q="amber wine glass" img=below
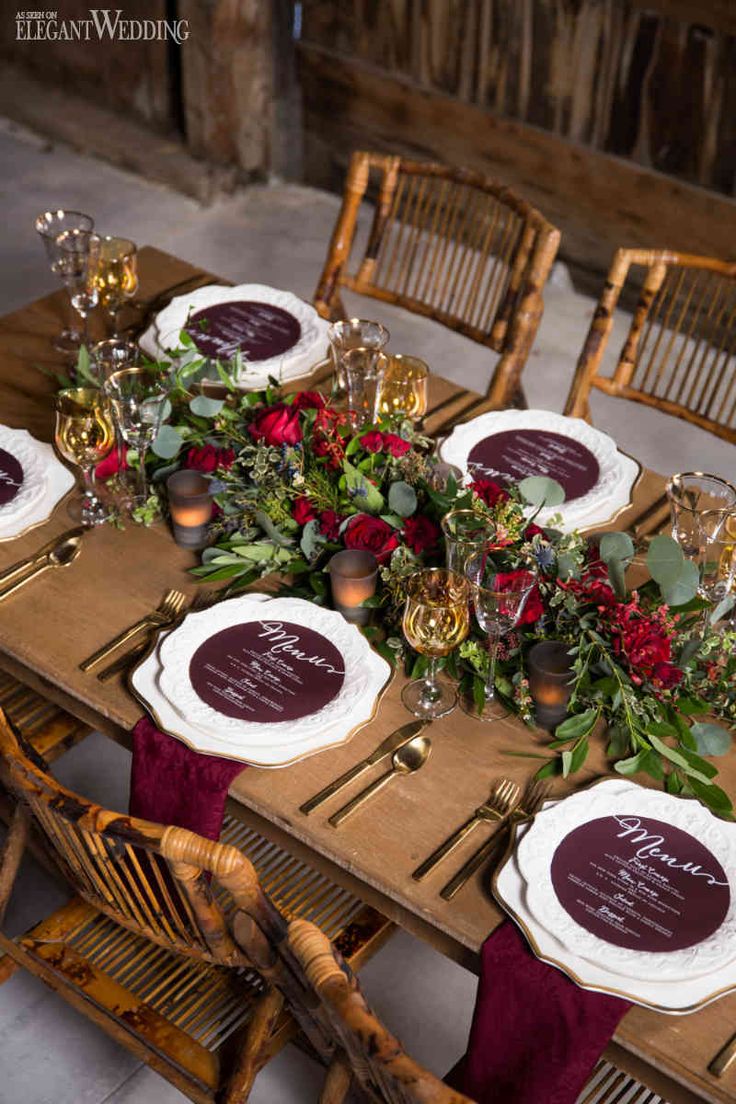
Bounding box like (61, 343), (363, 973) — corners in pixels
(55, 388), (114, 527)
(96, 236), (138, 337)
(402, 568), (470, 719)
(375, 354), (429, 421)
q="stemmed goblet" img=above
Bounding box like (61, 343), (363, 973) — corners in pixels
(54, 387), (115, 527)
(465, 550), (537, 720)
(442, 509), (497, 576)
(666, 472), (736, 559)
(96, 236), (138, 338)
(374, 354), (429, 422)
(104, 367), (169, 510)
(328, 319), (389, 421)
(35, 209), (94, 352)
(55, 229), (101, 351)
(401, 568), (470, 720)
(700, 517), (736, 614)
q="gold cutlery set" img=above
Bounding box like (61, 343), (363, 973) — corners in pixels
(0, 528), (84, 601)
(79, 588), (187, 679)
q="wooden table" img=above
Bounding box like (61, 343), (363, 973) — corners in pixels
(1, 246), (734, 1104)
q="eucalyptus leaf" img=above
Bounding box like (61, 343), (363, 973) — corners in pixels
(300, 518), (325, 562)
(151, 424), (185, 459)
(388, 480), (418, 518)
(556, 552), (578, 581)
(606, 557), (627, 600)
(661, 559), (699, 607)
(189, 394), (224, 418)
(691, 721), (733, 757)
(255, 510), (295, 548)
(647, 535), (684, 587)
(599, 532), (634, 563)
(343, 460), (385, 514)
(519, 475), (565, 508)
(709, 594), (735, 625)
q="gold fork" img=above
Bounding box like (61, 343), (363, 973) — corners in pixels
(79, 589), (187, 672)
(440, 778), (550, 901)
(412, 778), (520, 882)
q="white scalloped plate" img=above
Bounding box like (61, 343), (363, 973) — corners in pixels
(495, 820), (736, 1013)
(138, 283), (330, 389)
(438, 410), (639, 533)
(0, 426), (48, 524)
(0, 432), (74, 542)
(130, 594), (392, 768)
(515, 779), (736, 982)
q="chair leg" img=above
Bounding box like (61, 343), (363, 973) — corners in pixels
(222, 988), (284, 1103)
(0, 803), (29, 925)
(0, 954), (19, 986)
(319, 1054), (352, 1104)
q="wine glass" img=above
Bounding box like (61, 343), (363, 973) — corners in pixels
(401, 568), (470, 719)
(700, 517), (736, 613)
(35, 209), (94, 353)
(104, 367), (169, 509)
(666, 472), (736, 559)
(442, 509), (497, 575)
(328, 319), (389, 418)
(96, 236), (138, 337)
(374, 354), (429, 422)
(55, 387), (114, 527)
(55, 229), (101, 350)
(465, 550), (537, 721)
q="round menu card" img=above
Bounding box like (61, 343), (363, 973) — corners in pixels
(467, 429), (600, 502)
(550, 814), (730, 953)
(0, 447), (24, 507)
(188, 619), (345, 724)
(186, 301), (301, 361)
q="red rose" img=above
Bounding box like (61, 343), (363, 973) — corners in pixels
(382, 433), (411, 458)
(471, 479), (509, 507)
(652, 662), (683, 690)
(495, 570), (544, 626)
(319, 510), (343, 540)
(619, 621), (671, 677)
(403, 515), (441, 555)
(292, 391), (325, 411)
(96, 444), (127, 480)
(184, 445), (236, 473)
(524, 522), (545, 539)
(248, 403), (302, 447)
(359, 431), (385, 454)
(344, 514), (399, 564)
(292, 496), (317, 525)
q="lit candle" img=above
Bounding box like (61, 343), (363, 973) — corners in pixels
(328, 549), (379, 625)
(527, 641), (574, 730)
(166, 470), (213, 549)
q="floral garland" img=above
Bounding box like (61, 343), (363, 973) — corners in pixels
(87, 344), (735, 816)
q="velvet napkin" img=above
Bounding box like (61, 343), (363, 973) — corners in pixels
(451, 921), (632, 1104)
(129, 716), (245, 840)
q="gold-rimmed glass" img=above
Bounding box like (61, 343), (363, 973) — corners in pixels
(401, 568), (470, 719)
(442, 509), (497, 575)
(328, 319), (389, 418)
(104, 367), (169, 509)
(666, 472), (736, 559)
(701, 517), (736, 611)
(54, 387), (114, 527)
(96, 236), (138, 337)
(374, 354), (429, 421)
(35, 209), (95, 353)
(55, 229), (101, 349)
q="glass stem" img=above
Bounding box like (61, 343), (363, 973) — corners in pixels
(79, 309), (89, 349)
(422, 657), (440, 706)
(485, 633), (499, 702)
(136, 445), (148, 503)
(82, 464), (97, 504)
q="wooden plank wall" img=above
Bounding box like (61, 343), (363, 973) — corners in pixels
(297, 0), (736, 280)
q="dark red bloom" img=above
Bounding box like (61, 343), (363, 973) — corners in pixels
(471, 479), (509, 508)
(292, 496), (317, 526)
(319, 509), (343, 540)
(292, 391), (325, 411)
(403, 514), (441, 555)
(313, 433), (344, 470)
(495, 570), (544, 626)
(96, 444), (127, 480)
(382, 433), (411, 458)
(344, 514), (399, 564)
(359, 431), (385, 454)
(617, 619), (672, 677)
(184, 444), (235, 473)
(652, 662), (684, 690)
(524, 522), (545, 539)
(248, 403), (302, 447)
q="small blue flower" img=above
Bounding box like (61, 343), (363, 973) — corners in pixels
(535, 544), (555, 568)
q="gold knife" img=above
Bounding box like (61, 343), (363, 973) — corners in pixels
(710, 1031), (736, 1078)
(299, 720), (428, 815)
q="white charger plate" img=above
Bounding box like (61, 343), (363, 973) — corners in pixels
(495, 819), (736, 1014)
(139, 283), (330, 389)
(130, 595), (392, 768)
(439, 410), (640, 533)
(0, 432), (74, 542)
(515, 779), (736, 983)
(0, 426), (48, 525)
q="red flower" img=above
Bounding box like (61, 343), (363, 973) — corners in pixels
(403, 515), (441, 555)
(292, 391), (325, 411)
(524, 522), (545, 539)
(344, 514), (399, 564)
(652, 662), (684, 690)
(313, 433), (344, 470)
(292, 496), (317, 525)
(471, 479), (509, 507)
(562, 575), (616, 610)
(319, 510), (343, 540)
(359, 431), (385, 454)
(248, 403), (302, 447)
(382, 433), (411, 458)
(618, 620), (672, 678)
(96, 444), (127, 480)
(184, 444), (235, 473)
(495, 570), (544, 626)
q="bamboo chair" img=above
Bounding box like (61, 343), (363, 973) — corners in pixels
(314, 151), (560, 409)
(564, 249), (736, 445)
(0, 709), (393, 1103)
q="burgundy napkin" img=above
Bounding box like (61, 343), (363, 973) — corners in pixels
(452, 922), (632, 1104)
(129, 716), (245, 840)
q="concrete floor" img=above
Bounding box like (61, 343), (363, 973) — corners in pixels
(0, 116), (734, 1103)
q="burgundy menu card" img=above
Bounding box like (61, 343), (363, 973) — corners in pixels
(186, 301), (301, 361)
(550, 815), (730, 953)
(0, 447), (24, 507)
(188, 619), (345, 723)
(468, 429), (600, 502)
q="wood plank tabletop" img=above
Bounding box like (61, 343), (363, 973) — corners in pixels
(1, 246), (734, 1103)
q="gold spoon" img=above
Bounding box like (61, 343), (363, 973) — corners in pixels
(0, 532), (83, 601)
(329, 735), (432, 827)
